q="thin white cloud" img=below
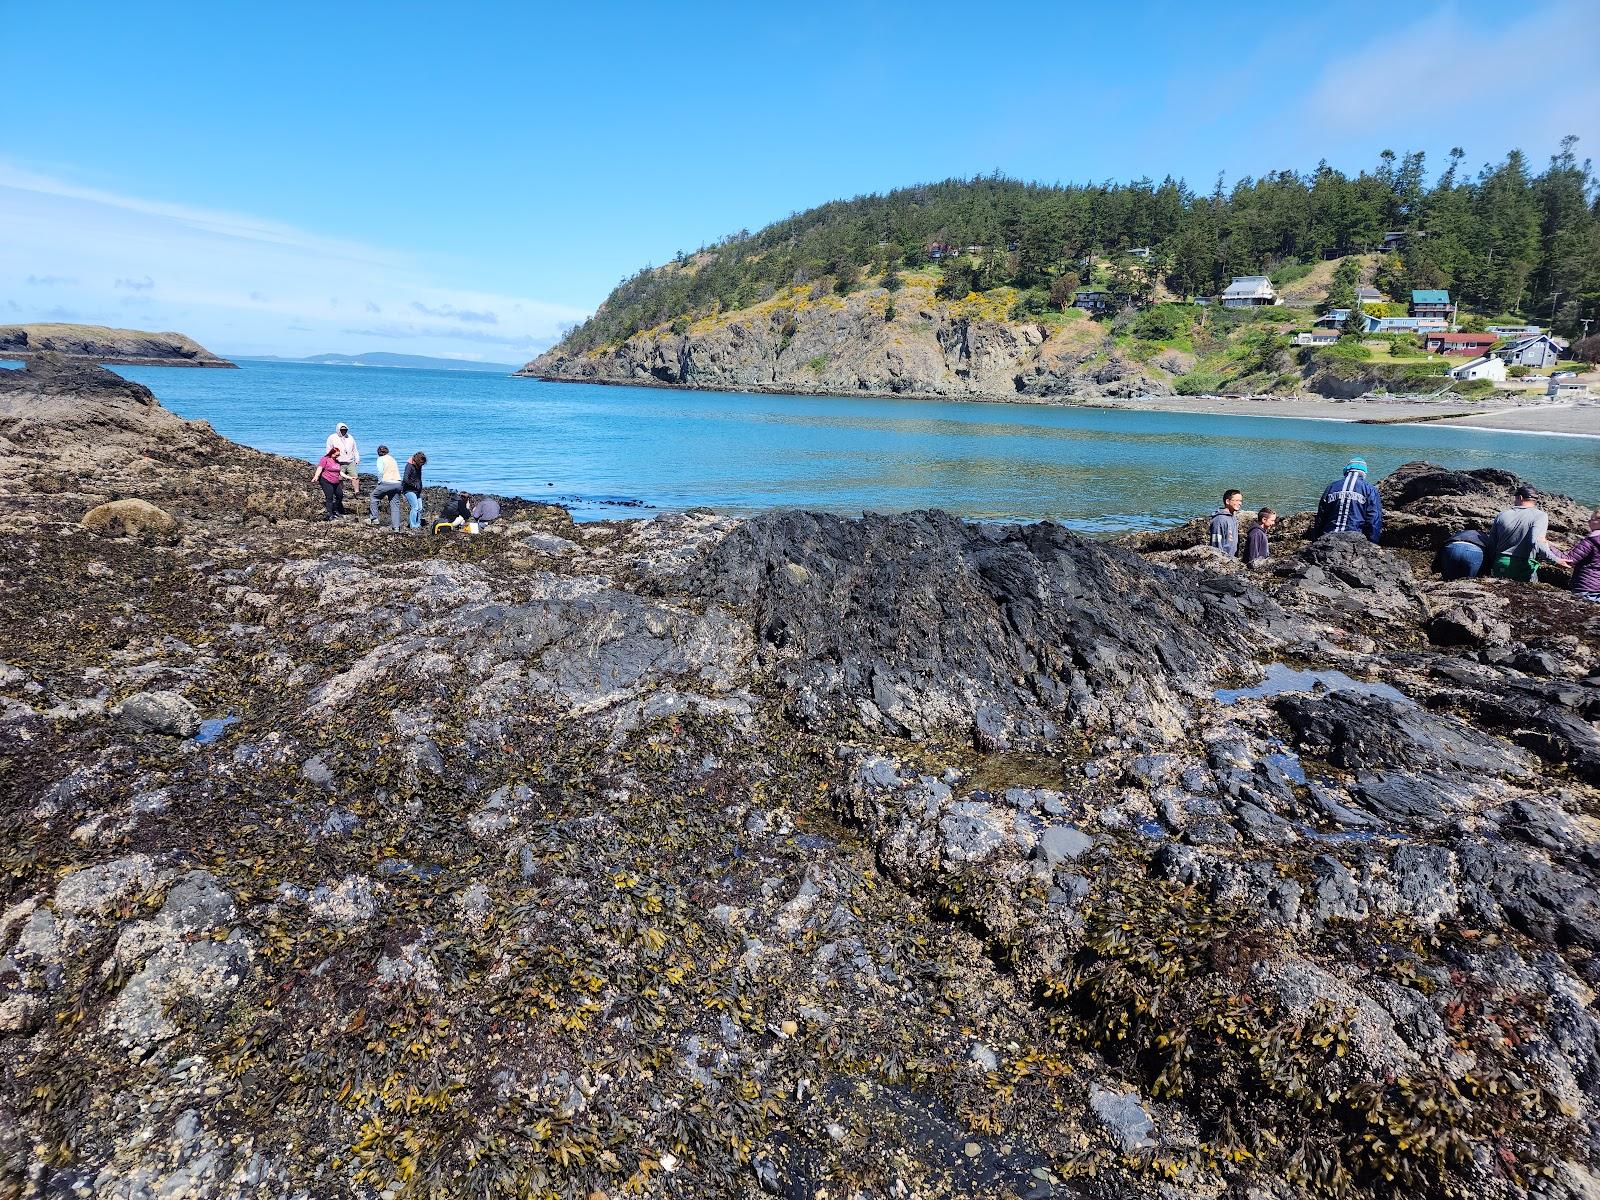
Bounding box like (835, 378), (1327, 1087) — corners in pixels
(0, 163), (393, 266)
(410, 301), (498, 324)
(1302, 1), (1600, 151)
(26, 273), (75, 286)
(0, 163), (587, 359)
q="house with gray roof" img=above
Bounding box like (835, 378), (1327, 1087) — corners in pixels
(1220, 276), (1278, 308)
(1493, 332), (1566, 370)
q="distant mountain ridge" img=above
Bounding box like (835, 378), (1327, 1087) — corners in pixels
(244, 352), (516, 373)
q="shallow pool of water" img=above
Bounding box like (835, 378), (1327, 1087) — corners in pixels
(1215, 663), (1412, 706)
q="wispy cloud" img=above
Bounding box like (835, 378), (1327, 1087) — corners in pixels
(410, 301), (498, 324)
(1301, 0), (1600, 153)
(0, 163), (587, 359)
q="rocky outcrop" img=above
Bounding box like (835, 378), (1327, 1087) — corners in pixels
(521, 280), (1169, 401)
(0, 323), (236, 367)
(4, 366), (1600, 1200)
(1378, 460), (1595, 548)
(687, 509), (1291, 746)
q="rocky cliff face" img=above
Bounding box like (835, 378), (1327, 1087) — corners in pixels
(522, 278), (1169, 401)
(0, 322), (236, 367)
(4, 358), (1600, 1200)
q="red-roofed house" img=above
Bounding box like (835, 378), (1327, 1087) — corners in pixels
(1424, 331), (1498, 356)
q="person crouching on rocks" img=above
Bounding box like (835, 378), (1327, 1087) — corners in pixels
(313, 445), (346, 521)
(1312, 457), (1383, 543)
(433, 491), (473, 535)
(368, 444), (404, 530)
(1557, 509), (1600, 601)
(1242, 507), (1275, 569)
(1433, 530), (1487, 580)
(1208, 489), (1242, 557)
(1485, 485), (1563, 582)
(402, 451), (426, 532)
(469, 495), (501, 533)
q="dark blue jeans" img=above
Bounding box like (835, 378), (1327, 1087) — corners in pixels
(1438, 541), (1483, 580)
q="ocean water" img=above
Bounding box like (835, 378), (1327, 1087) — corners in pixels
(45, 359), (1600, 527)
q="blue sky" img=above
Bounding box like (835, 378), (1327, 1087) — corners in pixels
(4, 0), (1597, 360)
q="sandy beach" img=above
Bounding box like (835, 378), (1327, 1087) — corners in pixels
(1084, 392), (1600, 435)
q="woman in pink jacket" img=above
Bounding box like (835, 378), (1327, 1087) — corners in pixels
(312, 447), (346, 520)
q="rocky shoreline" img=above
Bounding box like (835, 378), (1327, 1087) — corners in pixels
(0, 324), (237, 369)
(4, 353), (1600, 1199)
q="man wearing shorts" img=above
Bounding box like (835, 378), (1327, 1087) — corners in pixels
(326, 422), (360, 496)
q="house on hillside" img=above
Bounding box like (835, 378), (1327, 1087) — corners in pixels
(1494, 333), (1565, 369)
(1488, 324), (1544, 339)
(1221, 276), (1278, 308)
(1295, 329), (1341, 346)
(1363, 315), (1447, 334)
(1126, 247), (1153, 261)
(1449, 355), (1506, 382)
(1072, 289), (1113, 314)
(1410, 290), (1455, 321)
(1424, 331), (1498, 356)
(1354, 286), (1383, 306)
(1381, 230), (1427, 253)
(1316, 308), (1351, 328)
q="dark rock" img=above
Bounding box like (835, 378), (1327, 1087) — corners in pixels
(1275, 690), (1530, 779)
(1270, 533), (1427, 631)
(688, 510), (1279, 745)
(1378, 461), (1592, 550)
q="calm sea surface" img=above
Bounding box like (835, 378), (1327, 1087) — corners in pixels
(67, 360), (1600, 527)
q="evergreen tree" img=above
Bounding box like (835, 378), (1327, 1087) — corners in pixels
(556, 140), (1600, 352)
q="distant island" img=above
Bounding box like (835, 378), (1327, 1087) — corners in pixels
(0, 323), (236, 368)
(243, 352), (518, 373)
(523, 140), (1598, 405)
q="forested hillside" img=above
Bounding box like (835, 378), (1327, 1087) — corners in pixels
(560, 139), (1599, 355)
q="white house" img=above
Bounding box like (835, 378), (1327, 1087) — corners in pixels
(1354, 286), (1383, 306)
(1449, 355), (1506, 382)
(1220, 276), (1278, 308)
(1549, 376), (1592, 399)
(1295, 329), (1340, 346)
(1494, 333), (1565, 369)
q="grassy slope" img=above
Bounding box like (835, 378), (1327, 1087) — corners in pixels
(575, 256), (1510, 400)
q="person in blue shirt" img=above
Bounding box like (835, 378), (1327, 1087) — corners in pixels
(1311, 457), (1383, 543)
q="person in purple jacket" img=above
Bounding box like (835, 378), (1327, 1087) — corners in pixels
(1562, 509), (1600, 601)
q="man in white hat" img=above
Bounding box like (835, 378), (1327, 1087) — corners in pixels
(326, 422), (360, 496)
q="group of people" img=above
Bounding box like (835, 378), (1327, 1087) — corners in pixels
(312, 421), (499, 535)
(1206, 454), (1600, 601)
(1435, 487), (1600, 599)
(1206, 456), (1376, 566)
(1209, 458), (1384, 569)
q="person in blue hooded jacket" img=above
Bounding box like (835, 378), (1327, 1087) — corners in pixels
(1311, 457), (1383, 543)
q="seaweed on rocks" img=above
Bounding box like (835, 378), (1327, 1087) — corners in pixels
(3, 362), (1600, 1200)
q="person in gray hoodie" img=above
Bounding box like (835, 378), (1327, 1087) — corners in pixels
(1208, 489), (1243, 557)
(1485, 485), (1563, 581)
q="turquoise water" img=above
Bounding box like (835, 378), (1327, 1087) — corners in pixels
(63, 360), (1600, 527)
